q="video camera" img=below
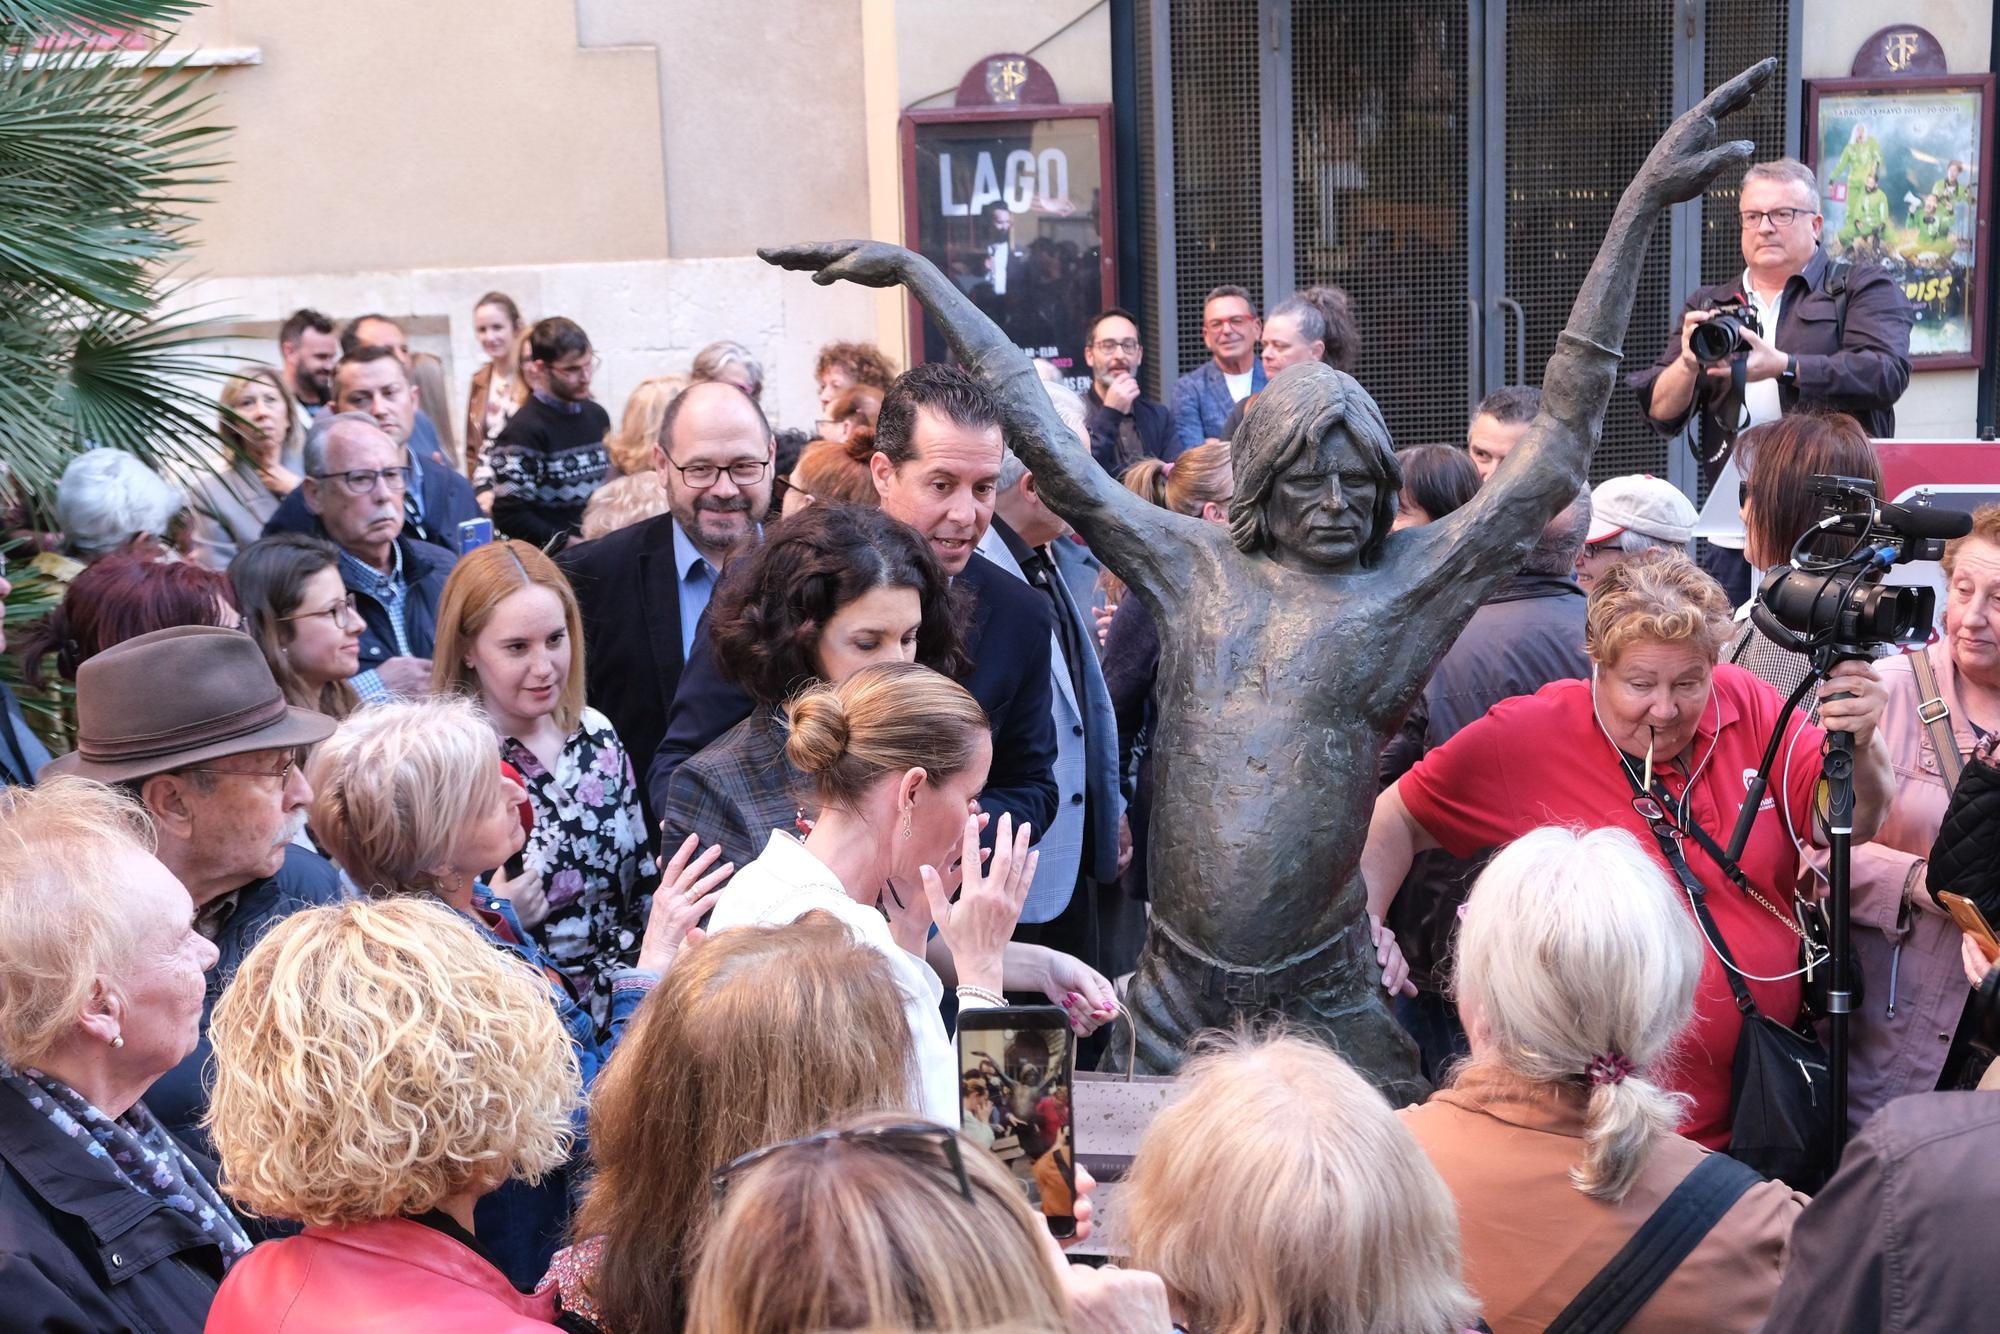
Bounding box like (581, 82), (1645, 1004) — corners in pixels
(1689, 292), (1763, 363)
(1751, 474), (1973, 659)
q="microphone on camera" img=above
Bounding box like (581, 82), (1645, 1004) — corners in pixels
(1877, 501), (1974, 542)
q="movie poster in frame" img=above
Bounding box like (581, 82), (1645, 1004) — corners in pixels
(1806, 74), (1993, 369)
(901, 105), (1116, 396)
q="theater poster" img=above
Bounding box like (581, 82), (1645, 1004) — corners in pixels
(902, 104), (1116, 397)
(1807, 74), (1994, 368)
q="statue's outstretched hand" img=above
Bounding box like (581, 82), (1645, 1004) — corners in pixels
(760, 240), (919, 290)
(1637, 57), (1775, 208)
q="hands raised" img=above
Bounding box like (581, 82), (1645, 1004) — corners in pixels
(921, 810), (1037, 995)
(1638, 59), (1774, 208)
(636, 833), (734, 976)
(760, 240), (927, 291)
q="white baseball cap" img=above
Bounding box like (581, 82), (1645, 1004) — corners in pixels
(1587, 474), (1699, 546)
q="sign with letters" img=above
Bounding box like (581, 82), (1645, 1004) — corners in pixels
(902, 102), (1116, 396)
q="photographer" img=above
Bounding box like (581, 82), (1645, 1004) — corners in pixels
(1630, 159), (1913, 594)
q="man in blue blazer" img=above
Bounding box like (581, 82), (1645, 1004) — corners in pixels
(1170, 285), (1266, 451)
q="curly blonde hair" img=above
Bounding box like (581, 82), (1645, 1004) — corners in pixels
(0, 777), (158, 1066)
(205, 896), (579, 1227)
(1583, 548), (1734, 668)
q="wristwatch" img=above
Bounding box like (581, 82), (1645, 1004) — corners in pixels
(1778, 354), (1799, 387)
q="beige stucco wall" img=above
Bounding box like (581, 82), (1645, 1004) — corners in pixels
(575, 0), (872, 259)
(179, 0), (667, 276)
(1802, 2), (1994, 437)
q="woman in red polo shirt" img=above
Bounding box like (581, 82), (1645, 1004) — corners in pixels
(1361, 550), (1892, 1148)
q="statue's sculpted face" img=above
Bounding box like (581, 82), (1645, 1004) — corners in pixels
(1266, 424), (1380, 573)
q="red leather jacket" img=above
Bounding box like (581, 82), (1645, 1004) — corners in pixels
(204, 1216), (558, 1332)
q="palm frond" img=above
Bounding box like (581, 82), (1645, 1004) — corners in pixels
(0, 1), (200, 37)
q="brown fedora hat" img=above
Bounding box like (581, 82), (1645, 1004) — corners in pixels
(42, 625), (338, 784)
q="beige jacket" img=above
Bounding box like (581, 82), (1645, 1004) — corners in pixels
(1400, 1066), (1803, 1334)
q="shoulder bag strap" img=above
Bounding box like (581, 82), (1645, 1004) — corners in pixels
(1910, 649), (1965, 793)
(1543, 1152), (1766, 1334)
(1619, 761), (1761, 1016)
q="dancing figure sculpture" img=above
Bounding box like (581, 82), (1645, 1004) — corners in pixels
(765, 60), (1774, 1095)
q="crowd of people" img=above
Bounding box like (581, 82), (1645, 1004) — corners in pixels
(0, 150), (1997, 1333)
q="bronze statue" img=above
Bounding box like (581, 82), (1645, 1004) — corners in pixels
(765, 60), (1774, 1097)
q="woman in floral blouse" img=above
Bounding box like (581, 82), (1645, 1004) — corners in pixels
(432, 539), (659, 1026)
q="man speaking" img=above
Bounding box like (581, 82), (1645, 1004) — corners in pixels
(1630, 158), (1913, 595)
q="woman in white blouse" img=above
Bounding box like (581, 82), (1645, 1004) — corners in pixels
(705, 660), (1036, 1123)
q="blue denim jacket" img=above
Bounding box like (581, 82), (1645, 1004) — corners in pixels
(468, 889), (655, 1093)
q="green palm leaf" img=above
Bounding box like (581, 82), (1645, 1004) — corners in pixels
(0, 4), (235, 513)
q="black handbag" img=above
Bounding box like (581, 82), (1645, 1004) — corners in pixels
(1623, 769), (1839, 1193)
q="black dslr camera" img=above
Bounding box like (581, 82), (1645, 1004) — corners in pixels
(1689, 292), (1763, 363)
(1752, 474), (1971, 659)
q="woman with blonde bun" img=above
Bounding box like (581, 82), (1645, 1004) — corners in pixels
(703, 660), (1037, 1123)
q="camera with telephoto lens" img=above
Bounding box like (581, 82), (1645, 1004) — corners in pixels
(1751, 474), (1972, 659)
(1688, 293), (1763, 363)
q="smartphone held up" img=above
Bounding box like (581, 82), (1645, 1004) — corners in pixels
(957, 1005), (1076, 1239)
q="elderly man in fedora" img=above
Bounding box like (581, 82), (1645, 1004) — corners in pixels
(42, 625), (348, 1150)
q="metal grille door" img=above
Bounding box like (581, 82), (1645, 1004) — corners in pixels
(1502, 0), (1677, 485)
(1161, 0), (1263, 393)
(1292, 3), (1471, 447)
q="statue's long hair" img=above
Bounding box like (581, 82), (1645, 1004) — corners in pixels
(1229, 363), (1402, 568)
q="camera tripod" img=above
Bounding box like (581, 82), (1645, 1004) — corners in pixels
(1724, 644), (1857, 1157)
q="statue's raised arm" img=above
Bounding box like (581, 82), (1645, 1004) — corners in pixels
(759, 241), (1213, 607)
(1378, 58), (1775, 693)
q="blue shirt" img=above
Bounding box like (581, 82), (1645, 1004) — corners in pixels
(671, 519), (717, 663)
(340, 541), (411, 702)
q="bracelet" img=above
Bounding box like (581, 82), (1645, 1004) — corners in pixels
(957, 984), (1006, 1009)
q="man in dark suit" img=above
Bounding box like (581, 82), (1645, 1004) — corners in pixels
(648, 364), (1059, 844)
(559, 381), (776, 823)
(263, 347), (481, 552)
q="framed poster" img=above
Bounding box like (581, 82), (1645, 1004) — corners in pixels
(901, 105), (1116, 396)
(1806, 74), (1994, 369)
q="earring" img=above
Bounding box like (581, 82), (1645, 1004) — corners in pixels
(109, 1035), (124, 1050)
(902, 808), (913, 838)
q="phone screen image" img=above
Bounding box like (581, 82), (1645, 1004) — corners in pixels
(957, 1006), (1075, 1238)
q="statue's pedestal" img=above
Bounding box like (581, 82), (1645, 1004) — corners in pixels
(1069, 1071), (1182, 1259)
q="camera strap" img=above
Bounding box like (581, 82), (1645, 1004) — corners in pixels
(1909, 648), (1965, 793)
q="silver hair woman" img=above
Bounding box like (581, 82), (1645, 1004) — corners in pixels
(1400, 826), (1805, 1333)
(55, 448), (186, 564)
(690, 339), (765, 403)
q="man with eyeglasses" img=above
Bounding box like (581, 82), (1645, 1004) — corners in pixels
(298, 413), (459, 701)
(1170, 285), (1266, 452)
(1631, 157), (1913, 597)
(488, 316), (613, 548)
(43, 625), (346, 1150)
(559, 380), (775, 821)
(1081, 307), (1176, 474)
(263, 345), (482, 551)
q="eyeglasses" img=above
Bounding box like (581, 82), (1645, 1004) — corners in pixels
(813, 418), (840, 436)
(1091, 338), (1141, 354)
(180, 751), (300, 787)
(710, 1123), (972, 1209)
(1739, 208), (1810, 229)
(545, 354), (602, 379)
(661, 454), (770, 489)
(1203, 315), (1256, 333)
(1738, 482), (1754, 508)
(281, 593), (362, 628)
(311, 466), (410, 496)
(770, 474), (810, 510)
